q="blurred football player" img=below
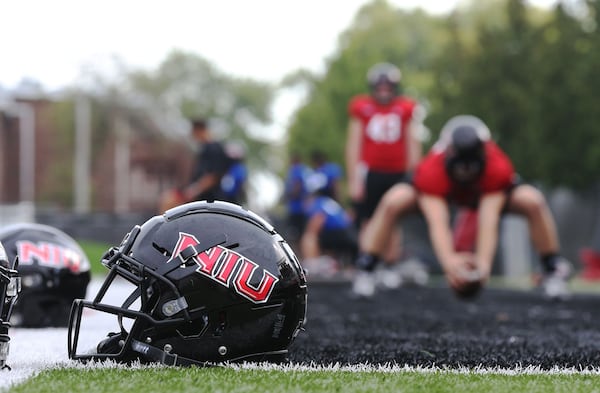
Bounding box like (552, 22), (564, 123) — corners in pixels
(158, 118), (232, 212)
(282, 152), (312, 250)
(310, 149), (343, 202)
(354, 115), (571, 300)
(0, 241), (20, 369)
(300, 173), (358, 279)
(345, 62), (425, 289)
(0, 223), (91, 327)
(220, 140), (248, 206)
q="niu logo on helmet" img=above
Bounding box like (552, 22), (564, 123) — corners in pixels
(16, 241), (85, 273)
(170, 232), (279, 304)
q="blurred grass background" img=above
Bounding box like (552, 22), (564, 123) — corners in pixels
(78, 239), (111, 276)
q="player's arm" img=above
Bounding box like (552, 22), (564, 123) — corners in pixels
(475, 191), (507, 280)
(406, 105), (426, 170)
(183, 145), (229, 201)
(419, 194), (455, 264)
(406, 124), (422, 171)
(345, 117), (364, 201)
(419, 193), (473, 289)
(183, 173), (221, 201)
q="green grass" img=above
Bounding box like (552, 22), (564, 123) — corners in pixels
(9, 367), (600, 393)
(77, 239), (111, 276)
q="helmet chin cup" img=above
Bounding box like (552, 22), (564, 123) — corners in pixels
(97, 332), (127, 355)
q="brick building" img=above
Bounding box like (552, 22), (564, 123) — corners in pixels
(0, 95), (193, 214)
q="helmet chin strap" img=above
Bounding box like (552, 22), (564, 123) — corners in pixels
(130, 339), (289, 367)
(130, 339), (214, 367)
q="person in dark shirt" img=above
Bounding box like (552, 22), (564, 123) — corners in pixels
(158, 118), (232, 212)
(182, 118), (232, 202)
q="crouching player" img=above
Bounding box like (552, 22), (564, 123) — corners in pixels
(353, 115), (571, 299)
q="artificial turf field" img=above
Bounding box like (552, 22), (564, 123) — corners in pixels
(289, 281), (600, 368)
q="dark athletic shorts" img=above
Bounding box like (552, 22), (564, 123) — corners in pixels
(354, 170), (410, 226)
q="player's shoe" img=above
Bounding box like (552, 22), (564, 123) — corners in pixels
(352, 270), (376, 298)
(301, 256), (339, 281)
(375, 265), (402, 290)
(396, 258), (429, 287)
(541, 258), (572, 300)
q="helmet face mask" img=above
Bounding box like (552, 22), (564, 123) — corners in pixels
(446, 158), (484, 184)
(68, 201), (307, 366)
(444, 123), (487, 184)
(0, 241), (21, 370)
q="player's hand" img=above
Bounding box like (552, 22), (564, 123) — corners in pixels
(443, 253), (483, 299)
(158, 188), (186, 213)
(348, 179), (364, 202)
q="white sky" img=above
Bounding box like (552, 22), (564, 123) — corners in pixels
(0, 0), (558, 91)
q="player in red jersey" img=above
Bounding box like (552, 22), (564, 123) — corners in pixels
(353, 115), (571, 299)
(346, 63), (426, 293)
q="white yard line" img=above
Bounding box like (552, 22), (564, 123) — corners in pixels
(229, 362), (600, 375)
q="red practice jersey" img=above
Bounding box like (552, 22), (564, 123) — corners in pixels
(348, 94), (417, 172)
(413, 141), (516, 208)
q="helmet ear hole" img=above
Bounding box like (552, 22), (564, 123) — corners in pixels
(213, 311), (227, 337)
(174, 313), (210, 339)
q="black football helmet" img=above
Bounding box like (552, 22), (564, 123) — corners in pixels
(0, 223), (91, 327)
(68, 201), (307, 366)
(0, 241), (20, 369)
(367, 62), (401, 104)
(435, 115), (491, 150)
(438, 115), (491, 184)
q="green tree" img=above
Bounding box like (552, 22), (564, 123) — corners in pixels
(428, 0), (600, 190)
(125, 50), (277, 172)
(529, 1), (600, 189)
(468, 0), (538, 179)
